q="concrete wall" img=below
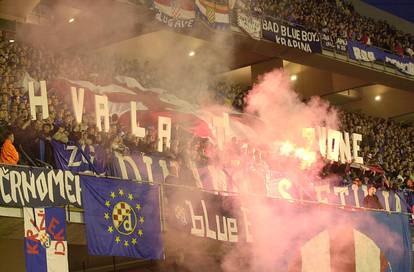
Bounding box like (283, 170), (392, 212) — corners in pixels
(0, 239), (25, 272)
(283, 61), (368, 98)
(0, 239), (145, 272)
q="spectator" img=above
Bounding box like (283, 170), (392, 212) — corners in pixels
(0, 131), (19, 165)
(361, 33), (371, 46)
(53, 125), (69, 144)
(406, 45), (414, 58)
(36, 123), (55, 166)
(363, 185), (383, 210)
(404, 178), (414, 190)
(394, 42), (404, 56)
(111, 133), (129, 155)
(352, 177), (362, 187)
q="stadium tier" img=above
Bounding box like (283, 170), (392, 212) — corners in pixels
(0, 0), (413, 271)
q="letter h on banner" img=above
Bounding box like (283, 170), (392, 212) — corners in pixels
(29, 81), (49, 120)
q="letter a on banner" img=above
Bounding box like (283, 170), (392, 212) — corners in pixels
(24, 207), (69, 272)
(95, 95), (110, 132)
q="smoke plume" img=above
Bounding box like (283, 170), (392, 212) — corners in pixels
(213, 71), (402, 272)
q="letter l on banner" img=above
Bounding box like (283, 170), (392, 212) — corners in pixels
(24, 207), (69, 272)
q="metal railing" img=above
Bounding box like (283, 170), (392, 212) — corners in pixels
(0, 162), (412, 216)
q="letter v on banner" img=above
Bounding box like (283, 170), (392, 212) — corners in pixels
(71, 87), (84, 124)
(24, 207), (69, 272)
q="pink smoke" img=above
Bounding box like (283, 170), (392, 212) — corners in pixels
(215, 70), (339, 191)
(204, 70), (402, 271)
(205, 70), (339, 194)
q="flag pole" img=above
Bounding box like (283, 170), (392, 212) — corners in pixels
(159, 183), (166, 233)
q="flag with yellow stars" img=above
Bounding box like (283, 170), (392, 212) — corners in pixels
(81, 176), (163, 259)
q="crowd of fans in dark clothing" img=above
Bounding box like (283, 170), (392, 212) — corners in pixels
(340, 111), (414, 179)
(0, 27), (413, 181)
(0, 30), (210, 170)
(212, 81), (248, 111)
(243, 0), (414, 57)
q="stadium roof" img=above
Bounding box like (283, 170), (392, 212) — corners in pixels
(362, 0), (414, 23)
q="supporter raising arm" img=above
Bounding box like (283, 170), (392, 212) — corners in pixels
(0, 131), (19, 165)
(363, 184), (384, 210)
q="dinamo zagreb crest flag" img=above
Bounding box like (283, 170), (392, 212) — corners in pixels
(81, 176), (163, 259)
(24, 207), (69, 272)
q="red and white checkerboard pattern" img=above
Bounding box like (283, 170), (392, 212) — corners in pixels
(39, 232), (50, 247)
(112, 202), (132, 228)
(171, 1), (182, 19)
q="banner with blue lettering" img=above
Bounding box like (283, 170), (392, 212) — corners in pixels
(165, 185), (412, 271)
(52, 140), (107, 174)
(347, 40), (414, 76)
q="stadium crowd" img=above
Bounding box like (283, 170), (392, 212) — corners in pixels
(247, 0), (414, 57)
(212, 81), (248, 111)
(0, 29), (413, 183)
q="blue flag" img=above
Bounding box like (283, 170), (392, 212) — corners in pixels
(81, 176), (163, 259)
(52, 140), (107, 175)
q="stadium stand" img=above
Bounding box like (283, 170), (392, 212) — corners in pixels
(247, 0), (414, 57)
(1, 0), (414, 271)
(0, 28), (413, 194)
